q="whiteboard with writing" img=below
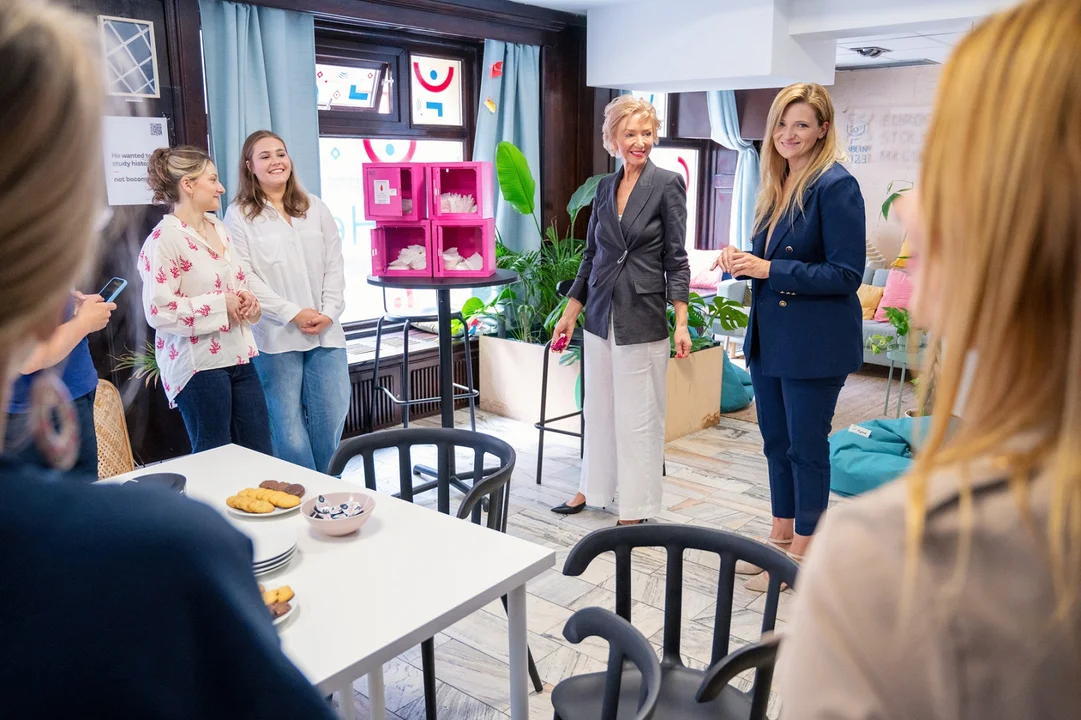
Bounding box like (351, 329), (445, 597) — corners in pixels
(843, 106), (932, 166)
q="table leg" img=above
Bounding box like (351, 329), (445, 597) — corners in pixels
(884, 359), (895, 415)
(436, 289), (455, 514)
(897, 364), (907, 419)
(368, 665), (387, 720)
(507, 584), (529, 720)
(335, 677), (355, 720)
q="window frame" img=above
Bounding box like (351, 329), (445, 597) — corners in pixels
(652, 137), (711, 250)
(314, 23), (481, 334)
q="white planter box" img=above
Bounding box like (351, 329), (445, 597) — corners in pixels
(480, 335), (725, 442)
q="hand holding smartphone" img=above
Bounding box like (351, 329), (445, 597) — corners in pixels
(98, 277), (127, 303)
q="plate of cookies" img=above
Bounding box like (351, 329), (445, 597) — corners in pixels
(226, 481), (307, 517)
(260, 583), (297, 626)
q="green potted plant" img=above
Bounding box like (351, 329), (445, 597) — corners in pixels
(113, 340), (160, 387)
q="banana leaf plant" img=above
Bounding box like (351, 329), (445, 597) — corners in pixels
(666, 292), (749, 359)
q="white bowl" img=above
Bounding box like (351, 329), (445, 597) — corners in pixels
(302, 492), (375, 537)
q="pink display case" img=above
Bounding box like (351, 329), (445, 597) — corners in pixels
(427, 162), (494, 220)
(362, 163), (427, 221)
(371, 222), (433, 278)
(433, 218), (496, 278)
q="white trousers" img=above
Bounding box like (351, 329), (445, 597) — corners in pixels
(579, 320), (669, 521)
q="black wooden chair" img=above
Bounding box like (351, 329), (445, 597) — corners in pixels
(553, 607), (663, 720)
(553, 524), (797, 719)
(326, 427), (542, 719)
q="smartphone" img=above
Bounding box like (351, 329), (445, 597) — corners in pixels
(98, 277), (127, 303)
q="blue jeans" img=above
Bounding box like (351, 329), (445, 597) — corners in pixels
(252, 347), (350, 473)
(175, 364), (272, 455)
(5, 390), (98, 481)
(749, 363), (846, 536)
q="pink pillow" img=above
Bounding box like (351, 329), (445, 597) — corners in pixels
(873, 269), (913, 322)
(686, 249), (721, 290)
(690, 267), (721, 290)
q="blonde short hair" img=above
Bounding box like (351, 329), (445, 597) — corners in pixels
(0, 1), (103, 347)
(601, 95), (661, 157)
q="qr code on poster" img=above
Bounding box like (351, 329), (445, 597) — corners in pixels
(150, 122), (163, 136)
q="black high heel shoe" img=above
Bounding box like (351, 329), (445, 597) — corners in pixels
(551, 499), (586, 515)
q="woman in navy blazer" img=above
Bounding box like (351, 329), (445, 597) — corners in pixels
(715, 83), (865, 586)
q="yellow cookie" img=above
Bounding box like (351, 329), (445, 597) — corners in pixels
(261, 585), (295, 605)
(226, 495), (274, 514)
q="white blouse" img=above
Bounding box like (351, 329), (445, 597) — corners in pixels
(138, 214), (259, 407)
(223, 194), (346, 355)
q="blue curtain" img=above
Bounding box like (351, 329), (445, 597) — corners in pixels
(199, 1), (320, 205)
(706, 91), (760, 251)
(472, 40), (541, 253)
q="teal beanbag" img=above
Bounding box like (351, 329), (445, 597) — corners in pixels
(720, 353), (754, 412)
(829, 418), (919, 497)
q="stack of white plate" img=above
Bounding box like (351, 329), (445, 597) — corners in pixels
(249, 526), (298, 577)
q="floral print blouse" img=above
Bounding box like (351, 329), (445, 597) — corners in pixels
(138, 214), (258, 407)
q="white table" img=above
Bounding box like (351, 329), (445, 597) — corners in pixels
(116, 445), (555, 719)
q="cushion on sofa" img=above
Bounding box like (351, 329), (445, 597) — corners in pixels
(892, 237), (912, 268)
(857, 284), (885, 320)
(873, 269), (913, 322)
(687, 250), (721, 290)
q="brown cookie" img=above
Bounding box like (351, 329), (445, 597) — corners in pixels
(268, 601), (292, 618)
(259, 480), (288, 492)
(283, 483), (305, 498)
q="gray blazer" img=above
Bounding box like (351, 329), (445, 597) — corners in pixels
(567, 160), (690, 346)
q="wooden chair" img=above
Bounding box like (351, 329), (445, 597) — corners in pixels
(93, 378), (134, 479)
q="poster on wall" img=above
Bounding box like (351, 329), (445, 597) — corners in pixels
(843, 106), (932, 166)
(99, 15), (160, 99)
(102, 116), (169, 206)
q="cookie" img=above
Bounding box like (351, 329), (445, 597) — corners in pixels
(238, 487), (301, 509)
(261, 585), (295, 605)
(259, 480), (289, 493)
(268, 601), (291, 618)
(283, 483), (305, 498)
(226, 495), (274, 514)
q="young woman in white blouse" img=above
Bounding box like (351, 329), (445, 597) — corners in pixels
(224, 130), (348, 473)
(140, 146), (272, 454)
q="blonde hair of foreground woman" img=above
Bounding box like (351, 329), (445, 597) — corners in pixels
(0, 1), (102, 382)
(909, 0), (1081, 613)
(754, 82), (844, 234)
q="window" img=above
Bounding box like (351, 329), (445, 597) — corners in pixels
(650, 145), (700, 249)
(315, 27), (478, 327)
(320, 137), (464, 325)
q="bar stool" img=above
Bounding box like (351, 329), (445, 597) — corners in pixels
(535, 280), (584, 485)
(367, 290), (478, 434)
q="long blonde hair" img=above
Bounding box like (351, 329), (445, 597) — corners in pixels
(907, 0), (1081, 612)
(753, 83), (843, 234)
(0, 1), (102, 360)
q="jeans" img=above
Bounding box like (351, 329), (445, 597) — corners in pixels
(175, 364), (272, 455)
(252, 347), (350, 473)
(4, 390), (98, 481)
(749, 363), (846, 536)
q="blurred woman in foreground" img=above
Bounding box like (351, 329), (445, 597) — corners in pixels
(778, 1), (1081, 717)
(0, 2), (334, 715)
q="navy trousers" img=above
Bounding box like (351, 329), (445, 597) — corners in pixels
(749, 363), (845, 536)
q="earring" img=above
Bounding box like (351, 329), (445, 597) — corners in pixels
(29, 371), (78, 471)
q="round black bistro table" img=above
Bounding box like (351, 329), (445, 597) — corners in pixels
(366, 269), (518, 513)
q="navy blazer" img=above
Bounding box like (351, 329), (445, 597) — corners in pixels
(567, 160), (690, 345)
(743, 163), (866, 378)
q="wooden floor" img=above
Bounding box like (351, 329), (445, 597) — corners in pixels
(331, 365), (899, 719)
(724, 363), (912, 431)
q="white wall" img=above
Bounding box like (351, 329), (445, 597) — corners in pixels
(828, 64), (941, 262)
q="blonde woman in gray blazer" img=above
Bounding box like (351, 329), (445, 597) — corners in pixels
(550, 95), (691, 525)
(778, 3), (1081, 717)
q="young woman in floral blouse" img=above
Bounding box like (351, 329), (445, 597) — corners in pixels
(139, 146), (272, 454)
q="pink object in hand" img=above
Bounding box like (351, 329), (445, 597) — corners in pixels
(552, 335), (569, 352)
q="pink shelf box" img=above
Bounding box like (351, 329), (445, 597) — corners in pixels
(433, 218), (496, 278)
(362, 163), (427, 221)
(371, 222), (433, 278)
(428, 162), (494, 220)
